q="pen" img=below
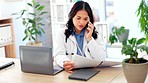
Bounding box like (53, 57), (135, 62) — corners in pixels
(97, 61), (103, 67)
(0, 61), (15, 70)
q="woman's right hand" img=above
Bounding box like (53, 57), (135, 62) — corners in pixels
(63, 61), (75, 73)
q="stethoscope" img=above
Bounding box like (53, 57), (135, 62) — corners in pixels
(65, 37), (87, 57)
(65, 38), (104, 67)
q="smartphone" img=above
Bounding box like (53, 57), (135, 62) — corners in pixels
(84, 22), (89, 29)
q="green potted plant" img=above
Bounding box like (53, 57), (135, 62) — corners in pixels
(117, 1), (148, 82)
(121, 37), (148, 83)
(109, 27), (148, 83)
(109, 26), (129, 44)
(12, 0), (47, 46)
(136, 0), (148, 43)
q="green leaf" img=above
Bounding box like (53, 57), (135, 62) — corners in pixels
(38, 30), (42, 36)
(122, 41), (127, 45)
(121, 45), (133, 55)
(31, 35), (36, 41)
(28, 18), (34, 23)
(40, 11), (47, 15)
(36, 17), (42, 22)
(27, 3), (33, 7)
(22, 36), (28, 41)
(136, 38), (146, 45)
(37, 23), (45, 26)
(21, 10), (27, 15)
(29, 13), (35, 16)
(138, 45), (148, 54)
(37, 6), (44, 11)
(11, 12), (19, 15)
(35, 4), (40, 8)
(109, 34), (118, 44)
(24, 29), (28, 35)
(40, 28), (45, 33)
(128, 38), (136, 45)
(22, 19), (26, 25)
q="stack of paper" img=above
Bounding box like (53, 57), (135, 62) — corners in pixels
(72, 55), (122, 68)
(0, 25), (12, 44)
(72, 55), (102, 68)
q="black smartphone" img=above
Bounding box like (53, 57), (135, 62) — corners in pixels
(84, 22), (89, 29)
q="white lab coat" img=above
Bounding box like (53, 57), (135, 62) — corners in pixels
(54, 28), (106, 67)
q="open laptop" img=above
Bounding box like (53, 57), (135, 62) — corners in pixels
(19, 45), (63, 75)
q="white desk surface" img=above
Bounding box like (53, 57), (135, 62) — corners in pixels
(0, 58), (148, 83)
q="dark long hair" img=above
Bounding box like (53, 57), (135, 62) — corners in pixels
(65, 1), (98, 42)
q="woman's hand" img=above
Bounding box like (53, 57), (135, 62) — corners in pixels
(63, 61), (75, 73)
(85, 22), (94, 42)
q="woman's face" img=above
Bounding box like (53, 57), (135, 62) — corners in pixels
(72, 10), (90, 34)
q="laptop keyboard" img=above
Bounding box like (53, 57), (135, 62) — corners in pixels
(54, 69), (60, 73)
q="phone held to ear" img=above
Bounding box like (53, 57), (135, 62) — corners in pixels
(84, 22), (89, 29)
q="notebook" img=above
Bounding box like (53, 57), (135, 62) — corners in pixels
(68, 68), (100, 81)
(19, 45), (63, 75)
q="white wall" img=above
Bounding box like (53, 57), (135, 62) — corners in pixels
(113, 0), (144, 39)
(84, 0), (106, 21)
(0, 1), (29, 58)
(83, 0), (144, 39)
(0, 47), (5, 57)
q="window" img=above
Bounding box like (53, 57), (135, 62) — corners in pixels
(105, 0), (143, 59)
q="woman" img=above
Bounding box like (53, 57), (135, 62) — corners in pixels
(54, 1), (106, 73)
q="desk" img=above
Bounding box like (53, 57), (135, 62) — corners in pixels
(0, 58), (148, 83)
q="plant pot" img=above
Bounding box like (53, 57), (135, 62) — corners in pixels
(122, 59), (148, 83)
(26, 41), (43, 46)
(117, 29), (129, 42)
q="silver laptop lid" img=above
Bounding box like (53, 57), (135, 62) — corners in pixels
(19, 46), (55, 75)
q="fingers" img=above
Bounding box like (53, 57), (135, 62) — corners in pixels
(87, 22), (94, 31)
(86, 22), (94, 41)
(63, 61), (75, 73)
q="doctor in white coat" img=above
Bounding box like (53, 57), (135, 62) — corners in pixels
(54, 1), (106, 73)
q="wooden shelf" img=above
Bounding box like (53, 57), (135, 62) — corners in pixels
(0, 42), (14, 47)
(0, 23), (13, 27)
(0, 18), (16, 58)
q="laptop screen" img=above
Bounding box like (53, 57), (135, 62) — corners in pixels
(19, 46), (55, 74)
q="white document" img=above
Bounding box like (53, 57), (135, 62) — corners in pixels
(72, 55), (122, 68)
(100, 58), (121, 67)
(5, 26), (12, 43)
(0, 25), (12, 44)
(72, 55), (102, 68)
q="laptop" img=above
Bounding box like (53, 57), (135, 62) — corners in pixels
(19, 45), (63, 75)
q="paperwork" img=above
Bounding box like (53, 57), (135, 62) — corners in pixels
(72, 55), (122, 68)
(72, 55), (102, 68)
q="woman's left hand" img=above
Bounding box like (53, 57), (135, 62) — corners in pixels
(63, 61), (75, 73)
(85, 22), (94, 41)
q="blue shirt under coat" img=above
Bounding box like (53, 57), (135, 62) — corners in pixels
(73, 28), (86, 56)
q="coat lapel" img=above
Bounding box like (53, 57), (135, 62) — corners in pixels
(69, 35), (77, 44)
